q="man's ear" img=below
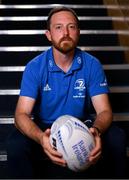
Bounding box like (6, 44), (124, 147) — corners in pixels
(45, 30), (52, 42)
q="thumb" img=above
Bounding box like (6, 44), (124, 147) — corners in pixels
(44, 128), (51, 136)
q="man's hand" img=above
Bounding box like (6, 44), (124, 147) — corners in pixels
(88, 127), (102, 165)
(40, 128), (67, 167)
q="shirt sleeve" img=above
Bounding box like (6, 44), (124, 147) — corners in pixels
(89, 59), (109, 97)
(20, 61), (40, 99)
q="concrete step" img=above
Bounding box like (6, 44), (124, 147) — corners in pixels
(0, 34), (121, 47)
(0, 18), (114, 30)
(0, 6), (109, 17)
(0, 65), (129, 89)
(0, 48), (128, 66)
(1, 0), (104, 5)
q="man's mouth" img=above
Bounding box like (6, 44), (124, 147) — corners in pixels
(61, 37), (72, 42)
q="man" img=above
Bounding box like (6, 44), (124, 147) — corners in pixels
(6, 7), (126, 178)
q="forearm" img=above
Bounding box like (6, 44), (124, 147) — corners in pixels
(93, 110), (113, 134)
(15, 113), (44, 145)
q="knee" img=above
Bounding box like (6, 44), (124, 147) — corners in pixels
(103, 125), (126, 153)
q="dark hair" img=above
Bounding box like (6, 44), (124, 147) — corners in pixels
(47, 7), (79, 30)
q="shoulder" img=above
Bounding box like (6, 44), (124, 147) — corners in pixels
(77, 48), (101, 65)
(77, 48), (102, 70)
(27, 49), (50, 68)
(22, 48), (51, 82)
(24, 48), (51, 74)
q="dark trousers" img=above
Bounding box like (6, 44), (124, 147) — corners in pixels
(6, 123), (127, 179)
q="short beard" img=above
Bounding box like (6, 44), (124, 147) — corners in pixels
(52, 37), (78, 54)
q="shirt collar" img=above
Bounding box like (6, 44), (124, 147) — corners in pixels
(48, 47), (82, 73)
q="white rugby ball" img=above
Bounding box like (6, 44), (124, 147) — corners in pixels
(50, 115), (95, 172)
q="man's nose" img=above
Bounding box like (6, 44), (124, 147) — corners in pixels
(63, 27), (69, 36)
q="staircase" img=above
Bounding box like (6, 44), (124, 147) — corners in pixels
(0, 0), (129, 178)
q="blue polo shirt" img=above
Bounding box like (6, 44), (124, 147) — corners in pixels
(20, 47), (109, 124)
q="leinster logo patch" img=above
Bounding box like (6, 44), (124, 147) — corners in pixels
(73, 79), (86, 98)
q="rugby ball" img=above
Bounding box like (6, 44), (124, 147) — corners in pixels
(50, 115), (95, 172)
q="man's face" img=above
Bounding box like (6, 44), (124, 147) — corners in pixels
(46, 11), (80, 54)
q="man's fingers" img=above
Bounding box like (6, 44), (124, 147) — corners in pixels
(45, 149), (66, 166)
(89, 150), (101, 163)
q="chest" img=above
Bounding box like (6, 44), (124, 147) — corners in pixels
(40, 71), (88, 101)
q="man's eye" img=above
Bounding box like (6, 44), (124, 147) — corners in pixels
(69, 25), (77, 29)
(55, 26), (62, 29)
(70, 25), (75, 28)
